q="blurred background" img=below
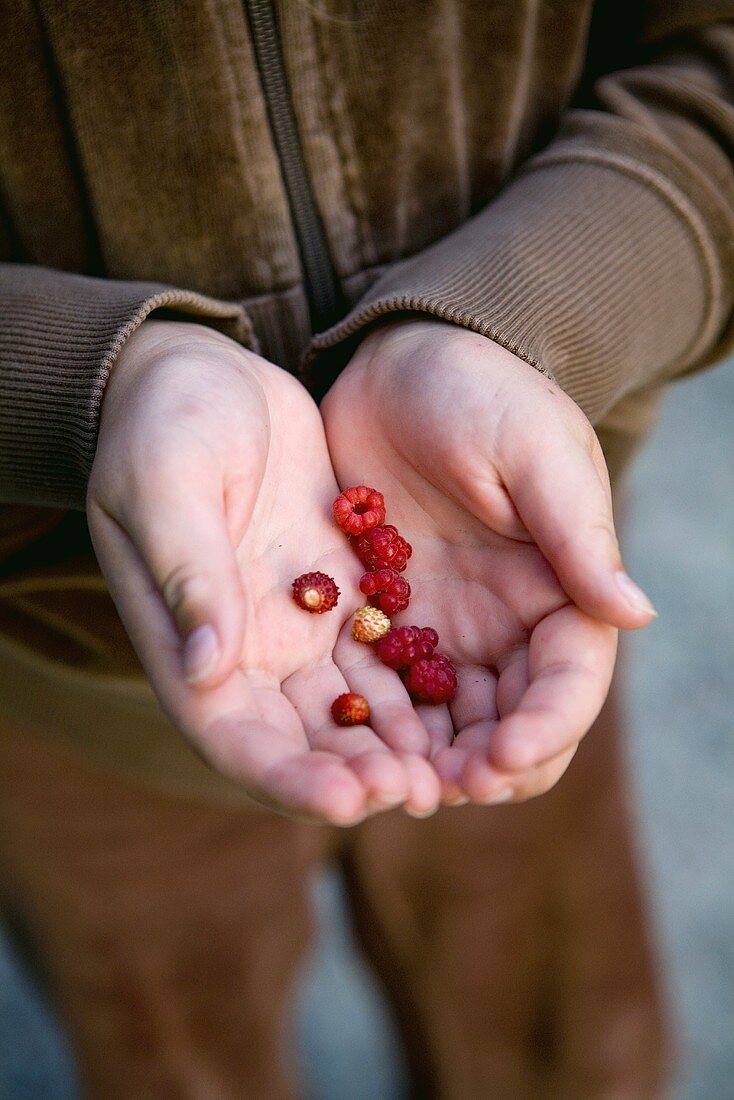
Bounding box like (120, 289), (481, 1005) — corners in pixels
(1, 360), (732, 1099)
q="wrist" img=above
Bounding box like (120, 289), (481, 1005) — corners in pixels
(334, 314), (543, 408)
(102, 319), (261, 425)
(348, 315), (533, 382)
(92, 321), (272, 509)
(356, 315), (459, 357)
(112, 318), (246, 383)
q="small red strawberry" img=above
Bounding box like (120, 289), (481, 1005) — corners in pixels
(333, 486), (386, 536)
(359, 568), (411, 615)
(404, 654), (457, 705)
(331, 692), (370, 726)
(355, 525), (412, 573)
(292, 572), (340, 613)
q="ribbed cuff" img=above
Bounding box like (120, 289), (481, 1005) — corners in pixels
(0, 265), (256, 509)
(308, 153), (724, 423)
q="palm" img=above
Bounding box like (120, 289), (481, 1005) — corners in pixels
(323, 321), (617, 803)
(91, 354), (437, 823)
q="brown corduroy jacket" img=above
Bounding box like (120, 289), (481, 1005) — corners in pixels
(1, 0), (733, 792)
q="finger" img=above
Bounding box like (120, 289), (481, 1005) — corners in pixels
(432, 718), (494, 805)
(334, 627), (431, 756)
(448, 664), (498, 730)
(198, 685), (368, 826)
(421, 702), (455, 760)
(92, 461), (258, 689)
(461, 743), (578, 805)
(435, 725), (496, 801)
(487, 606), (617, 772)
(135, 469), (253, 687)
(411, 703), (459, 804)
(432, 665), (499, 805)
(509, 745), (578, 801)
(503, 435), (656, 630)
(87, 504), (203, 705)
(77, 519), (369, 823)
(495, 646), (529, 717)
(283, 657), (412, 810)
(400, 753), (443, 818)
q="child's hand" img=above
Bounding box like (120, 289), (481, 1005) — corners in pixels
(322, 318), (656, 805)
(87, 321), (439, 824)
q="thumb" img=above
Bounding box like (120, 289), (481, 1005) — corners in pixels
(504, 436), (657, 630)
(131, 481), (249, 688)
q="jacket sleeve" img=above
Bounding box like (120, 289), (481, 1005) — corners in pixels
(0, 264), (255, 509)
(308, 5), (734, 425)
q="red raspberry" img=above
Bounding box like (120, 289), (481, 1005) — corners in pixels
(331, 692), (370, 726)
(333, 486), (386, 536)
(359, 568), (411, 615)
(374, 626), (439, 670)
(292, 571), (340, 613)
(355, 525), (412, 573)
(404, 654), (457, 705)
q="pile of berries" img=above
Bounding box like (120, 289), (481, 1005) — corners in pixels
(375, 625), (457, 705)
(291, 485), (458, 724)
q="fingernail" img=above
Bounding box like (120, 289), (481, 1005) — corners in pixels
(482, 787), (513, 805)
(335, 812), (367, 828)
(406, 805), (439, 819)
(183, 624), (220, 684)
(372, 792), (407, 810)
(615, 571), (658, 617)
(443, 795), (469, 808)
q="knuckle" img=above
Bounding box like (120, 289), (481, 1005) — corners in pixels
(85, 469), (108, 514)
(551, 517), (617, 560)
(586, 518), (620, 553)
(160, 563), (210, 626)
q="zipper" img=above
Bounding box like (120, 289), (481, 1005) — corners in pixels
(244, 0), (344, 332)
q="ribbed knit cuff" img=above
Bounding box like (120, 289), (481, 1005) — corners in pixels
(308, 154), (724, 424)
(0, 265), (256, 509)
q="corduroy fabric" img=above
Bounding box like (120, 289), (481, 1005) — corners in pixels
(0, 266), (255, 508)
(307, 17), (734, 413)
(307, 158), (714, 420)
(1, 3), (734, 516)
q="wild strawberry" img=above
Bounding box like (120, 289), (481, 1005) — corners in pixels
(375, 626), (439, 670)
(331, 692), (370, 726)
(355, 525), (412, 573)
(292, 571), (340, 613)
(359, 568), (411, 615)
(333, 486), (386, 536)
(404, 653), (457, 705)
(352, 605), (392, 643)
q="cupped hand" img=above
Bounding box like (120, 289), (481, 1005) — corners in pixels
(321, 318), (657, 805)
(87, 320), (439, 824)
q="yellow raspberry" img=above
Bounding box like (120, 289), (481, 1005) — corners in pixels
(352, 605), (392, 643)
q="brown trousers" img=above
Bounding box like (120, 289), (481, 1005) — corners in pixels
(0, 680), (672, 1100)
